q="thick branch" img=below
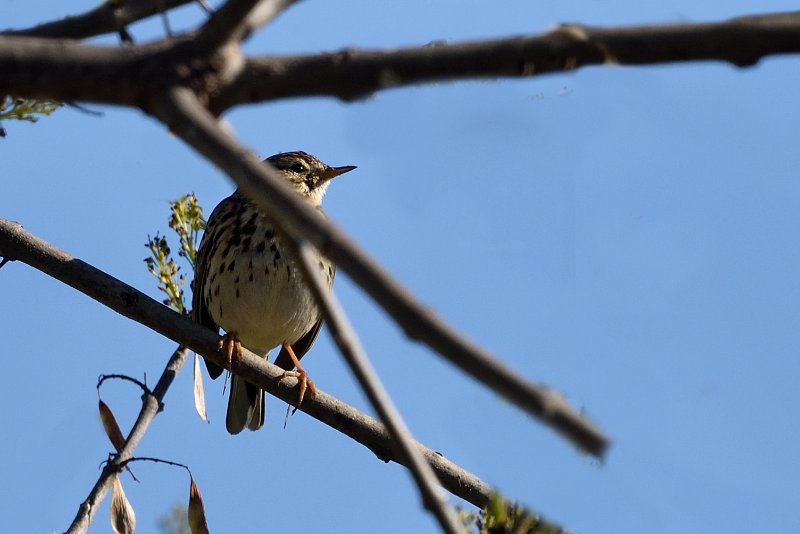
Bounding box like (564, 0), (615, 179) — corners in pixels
(0, 35), (173, 106)
(66, 347), (189, 534)
(3, 11), (800, 114)
(0, 33), (238, 108)
(153, 86), (608, 456)
(218, 10), (800, 106)
(0, 217), (496, 511)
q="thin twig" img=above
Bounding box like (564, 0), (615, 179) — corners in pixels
(294, 239), (463, 534)
(0, 217), (502, 512)
(118, 456), (192, 474)
(153, 85), (609, 456)
(3, 0), (196, 39)
(97, 373), (149, 393)
(65, 346), (189, 534)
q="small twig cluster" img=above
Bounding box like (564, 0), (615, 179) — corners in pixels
(0, 96), (60, 122)
(0, 96), (61, 137)
(144, 195), (205, 314)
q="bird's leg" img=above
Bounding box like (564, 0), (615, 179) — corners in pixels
(278, 342), (317, 409)
(217, 331), (242, 370)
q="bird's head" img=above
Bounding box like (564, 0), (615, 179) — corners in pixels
(265, 151), (356, 206)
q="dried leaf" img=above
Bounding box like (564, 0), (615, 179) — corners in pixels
(193, 354), (208, 421)
(188, 478), (210, 534)
(111, 476), (136, 534)
(99, 399), (126, 451)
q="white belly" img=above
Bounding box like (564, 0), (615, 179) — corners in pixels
(207, 237), (328, 355)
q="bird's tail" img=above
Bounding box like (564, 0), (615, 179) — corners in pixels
(226, 376), (265, 434)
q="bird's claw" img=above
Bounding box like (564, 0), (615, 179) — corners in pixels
(278, 341), (316, 413)
(217, 332), (242, 369)
(279, 368), (317, 412)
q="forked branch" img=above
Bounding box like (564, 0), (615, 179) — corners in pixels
(65, 347), (190, 534)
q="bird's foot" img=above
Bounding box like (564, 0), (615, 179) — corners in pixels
(217, 331), (242, 370)
(279, 368), (317, 410)
(278, 342), (317, 411)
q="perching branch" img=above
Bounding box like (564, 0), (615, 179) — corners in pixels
(0, 217), (499, 512)
(294, 239), (463, 534)
(66, 346), (189, 534)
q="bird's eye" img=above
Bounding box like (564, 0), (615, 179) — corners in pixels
(289, 162), (307, 174)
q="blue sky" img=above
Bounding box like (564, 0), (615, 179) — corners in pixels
(3, 1), (800, 533)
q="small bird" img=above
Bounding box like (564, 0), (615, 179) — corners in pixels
(192, 151), (356, 434)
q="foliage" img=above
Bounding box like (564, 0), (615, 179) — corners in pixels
(145, 194), (206, 314)
(0, 97), (61, 136)
(458, 494), (570, 534)
(169, 193), (205, 271)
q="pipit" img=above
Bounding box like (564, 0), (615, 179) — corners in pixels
(192, 151), (355, 434)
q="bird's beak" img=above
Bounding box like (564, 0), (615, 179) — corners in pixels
(319, 165), (357, 182)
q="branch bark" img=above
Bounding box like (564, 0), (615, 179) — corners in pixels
(0, 217), (497, 512)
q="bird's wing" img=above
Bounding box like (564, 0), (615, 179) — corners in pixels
(191, 198), (232, 380)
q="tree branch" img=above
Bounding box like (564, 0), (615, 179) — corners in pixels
(218, 10), (800, 107)
(65, 346), (189, 534)
(2, 11), (799, 116)
(294, 239), (463, 534)
(0, 217), (500, 512)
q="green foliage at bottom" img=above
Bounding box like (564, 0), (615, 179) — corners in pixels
(458, 493), (571, 534)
